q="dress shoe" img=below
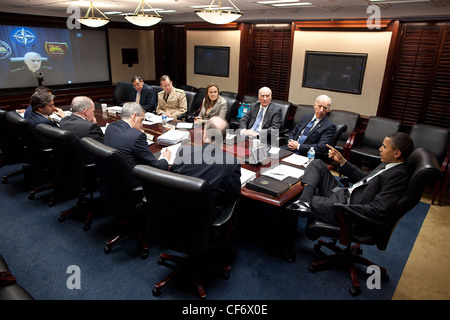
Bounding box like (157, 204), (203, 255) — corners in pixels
(285, 199), (311, 217)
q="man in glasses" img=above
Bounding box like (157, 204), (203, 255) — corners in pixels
(155, 75), (187, 119)
(284, 94), (336, 156)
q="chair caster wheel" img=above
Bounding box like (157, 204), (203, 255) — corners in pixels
(58, 216), (65, 222)
(28, 193), (35, 200)
(83, 223), (91, 231)
(157, 257), (164, 265)
(382, 271), (389, 281)
(349, 286), (361, 297)
(104, 245), (112, 254)
(141, 250), (149, 260)
(223, 271), (230, 280)
(308, 265), (317, 273)
(152, 287), (161, 297)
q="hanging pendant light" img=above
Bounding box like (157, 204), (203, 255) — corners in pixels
(77, 2), (110, 28)
(124, 0), (163, 27)
(195, 0), (243, 25)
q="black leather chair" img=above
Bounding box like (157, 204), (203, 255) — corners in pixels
(328, 109), (360, 154)
(223, 95), (239, 125)
(80, 137), (149, 259)
(0, 109), (26, 183)
(0, 254), (34, 300)
(133, 164), (237, 299)
(271, 99), (292, 137)
(221, 91), (238, 100)
(409, 123), (450, 205)
(99, 81), (134, 107)
(290, 104), (314, 131)
(36, 124), (98, 230)
(150, 85), (163, 96)
(5, 111), (55, 200)
(190, 87), (206, 116)
(304, 147), (442, 296)
(345, 116), (401, 169)
(316, 123), (348, 163)
(184, 90), (197, 116)
(178, 84), (197, 92)
(241, 95), (258, 104)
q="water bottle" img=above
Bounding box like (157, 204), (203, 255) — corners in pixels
(308, 147), (315, 163)
(161, 112), (167, 126)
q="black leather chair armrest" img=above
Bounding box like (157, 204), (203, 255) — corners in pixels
(212, 200), (238, 227)
(332, 203), (388, 228)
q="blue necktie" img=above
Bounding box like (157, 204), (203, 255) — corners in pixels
(297, 118), (315, 144)
(250, 108), (264, 132)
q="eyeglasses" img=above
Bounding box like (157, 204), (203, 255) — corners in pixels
(316, 104), (331, 111)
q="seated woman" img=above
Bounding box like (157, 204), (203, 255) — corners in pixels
(194, 83), (227, 125)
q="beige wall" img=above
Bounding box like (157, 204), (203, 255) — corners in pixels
(289, 31), (392, 116)
(108, 28), (155, 84)
(186, 30), (241, 93)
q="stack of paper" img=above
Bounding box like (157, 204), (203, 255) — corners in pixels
(262, 164), (304, 182)
(144, 113), (174, 124)
(158, 143), (182, 165)
(157, 129), (190, 146)
(240, 168), (256, 187)
(106, 106), (122, 113)
(282, 153), (310, 168)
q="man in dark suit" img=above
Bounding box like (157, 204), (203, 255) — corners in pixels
(25, 91), (66, 128)
(284, 94), (336, 156)
(239, 87), (282, 143)
(286, 132), (414, 227)
(170, 116), (241, 218)
(104, 102), (171, 170)
(59, 96), (104, 143)
(131, 76), (156, 113)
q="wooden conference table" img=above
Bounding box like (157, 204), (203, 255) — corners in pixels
(94, 108), (304, 207)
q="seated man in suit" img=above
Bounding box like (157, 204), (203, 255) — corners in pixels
(170, 116), (241, 219)
(104, 102), (171, 170)
(239, 87), (282, 143)
(22, 86), (53, 119)
(283, 94), (336, 156)
(25, 91), (66, 127)
(59, 96), (104, 143)
(155, 75), (187, 119)
(131, 76), (156, 113)
(286, 132), (414, 227)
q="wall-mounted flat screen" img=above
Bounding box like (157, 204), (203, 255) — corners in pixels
(302, 51), (368, 94)
(122, 48), (138, 66)
(194, 45), (230, 77)
(0, 24), (110, 91)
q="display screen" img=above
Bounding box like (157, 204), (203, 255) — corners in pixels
(194, 45), (230, 77)
(0, 25), (110, 91)
(302, 51), (368, 94)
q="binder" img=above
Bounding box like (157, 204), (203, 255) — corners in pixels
(245, 176), (291, 198)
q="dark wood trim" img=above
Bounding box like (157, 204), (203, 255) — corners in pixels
(184, 23), (239, 30)
(238, 23), (251, 101)
(377, 20), (402, 117)
(293, 19), (392, 31)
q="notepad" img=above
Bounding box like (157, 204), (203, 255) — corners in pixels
(282, 153), (310, 168)
(157, 129), (190, 146)
(240, 168), (256, 187)
(262, 164), (304, 182)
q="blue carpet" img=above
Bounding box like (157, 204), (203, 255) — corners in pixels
(0, 162), (430, 302)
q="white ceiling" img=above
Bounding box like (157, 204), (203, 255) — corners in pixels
(0, 0), (449, 24)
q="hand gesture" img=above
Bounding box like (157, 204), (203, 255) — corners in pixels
(326, 144), (346, 165)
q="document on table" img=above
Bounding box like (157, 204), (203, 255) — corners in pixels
(262, 164), (304, 182)
(240, 168), (256, 187)
(106, 106), (122, 113)
(144, 112), (174, 124)
(158, 143), (182, 165)
(282, 153), (310, 168)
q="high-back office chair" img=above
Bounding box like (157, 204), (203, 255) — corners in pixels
(291, 104), (315, 130)
(304, 147), (441, 296)
(133, 164), (237, 299)
(99, 81), (134, 107)
(80, 137), (149, 259)
(345, 116), (401, 169)
(223, 95), (239, 124)
(221, 91), (238, 100)
(178, 84), (197, 92)
(190, 87), (206, 116)
(328, 109), (360, 154)
(184, 90), (197, 116)
(5, 111), (55, 200)
(36, 124), (98, 230)
(0, 110), (26, 183)
(150, 85), (163, 96)
(241, 95), (258, 104)
(0, 254), (34, 300)
(409, 123), (450, 205)
(271, 99), (292, 136)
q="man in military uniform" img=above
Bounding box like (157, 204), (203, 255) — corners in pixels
(156, 75), (187, 119)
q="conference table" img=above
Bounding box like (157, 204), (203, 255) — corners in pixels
(94, 108), (304, 207)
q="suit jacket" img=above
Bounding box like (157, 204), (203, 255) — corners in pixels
(156, 87), (187, 118)
(238, 102), (282, 141)
(170, 143), (241, 217)
(337, 161), (410, 221)
(25, 110), (59, 128)
(104, 119), (168, 170)
(286, 113), (336, 156)
(198, 95), (228, 122)
(59, 114), (104, 143)
(133, 83), (156, 113)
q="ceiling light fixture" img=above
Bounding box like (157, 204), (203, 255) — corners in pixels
(195, 0), (243, 25)
(124, 0), (163, 27)
(77, 2), (110, 28)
